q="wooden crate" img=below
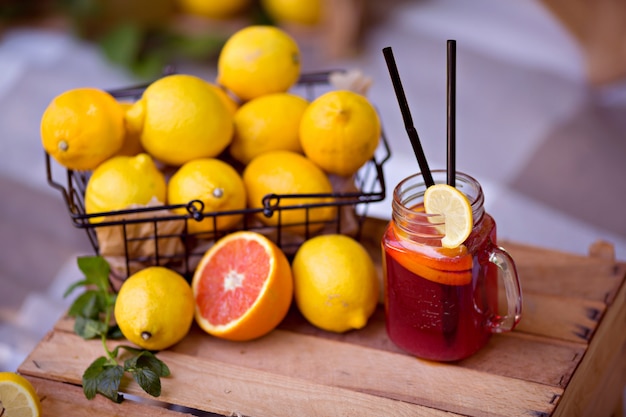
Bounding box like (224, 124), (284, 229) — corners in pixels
(18, 218), (626, 416)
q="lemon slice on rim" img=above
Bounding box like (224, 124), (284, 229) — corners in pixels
(424, 184), (473, 248)
(0, 372), (42, 417)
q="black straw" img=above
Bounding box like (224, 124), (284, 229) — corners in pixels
(383, 46), (434, 188)
(446, 40), (456, 187)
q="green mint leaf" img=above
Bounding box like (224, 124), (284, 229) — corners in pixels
(131, 367), (161, 397)
(63, 279), (90, 298)
(124, 350), (170, 377)
(97, 364), (125, 403)
(74, 316), (108, 339)
(77, 256), (111, 293)
(99, 23), (142, 69)
(83, 357), (125, 403)
(82, 356), (107, 400)
(131, 51), (167, 79)
(107, 324), (124, 340)
(106, 292), (117, 308)
(67, 290), (105, 319)
(166, 32), (225, 60)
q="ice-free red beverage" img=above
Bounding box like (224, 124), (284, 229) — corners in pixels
(382, 171), (522, 361)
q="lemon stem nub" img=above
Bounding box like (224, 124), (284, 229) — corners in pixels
(58, 140), (69, 151)
(124, 99), (146, 134)
(141, 331), (152, 340)
(213, 187), (224, 198)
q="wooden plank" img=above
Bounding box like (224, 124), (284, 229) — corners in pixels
(458, 333), (584, 388)
(552, 279), (626, 417)
(276, 308), (585, 388)
(586, 342), (626, 417)
(501, 242), (625, 302)
(514, 264), (624, 302)
(54, 307), (585, 390)
(175, 324), (581, 391)
(500, 240), (616, 269)
(514, 292), (606, 343)
(19, 329), (562, 417)
(24, 375), (191, 416)
(20, 330), (458, 417)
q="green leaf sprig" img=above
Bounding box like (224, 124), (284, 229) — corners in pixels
(64, 256), (170, 403)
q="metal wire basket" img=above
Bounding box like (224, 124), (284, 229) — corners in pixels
(45, 71), (391, 281)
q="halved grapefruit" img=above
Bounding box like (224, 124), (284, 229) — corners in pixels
(191, 231), (293, 341)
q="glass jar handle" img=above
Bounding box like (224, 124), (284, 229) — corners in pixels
(487, 246), (522, 333)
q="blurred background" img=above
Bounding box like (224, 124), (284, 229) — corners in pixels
(1, 0), (626, 373)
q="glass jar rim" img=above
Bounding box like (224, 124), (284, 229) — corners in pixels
(392, 170), (485, 231)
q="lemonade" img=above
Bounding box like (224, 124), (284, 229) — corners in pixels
(381, 171), (522, 361)
(383, 207), (498, 361)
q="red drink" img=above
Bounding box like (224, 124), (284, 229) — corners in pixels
(382, 171), (521, 361)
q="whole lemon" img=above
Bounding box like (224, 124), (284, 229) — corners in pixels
(168, 158), (247, 234)
(217, 25), (301, 102)
(125, 74), (234, 166)
(292, 234), (379, 333)
(243, 150), (335, 235)
(85, 153), (166, 222)
(300, 90), (381, 177)
(230, 92), (309, 165)
(41, 87), (125, 171)
(115, 266), (195, 351)
(261, 0), (322, 26)
(177, 0), (252, 19)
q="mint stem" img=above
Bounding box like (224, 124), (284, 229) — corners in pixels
(102, 305), (117, 364)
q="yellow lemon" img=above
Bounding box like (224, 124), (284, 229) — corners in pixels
(424, 184), (473, 248)
(243, 150), (335, 235)
(125, 74), (234, 166)
(84, 153), (167, 222)
(0, 372), (41, 417)
(115, 266), (195, 350)
(177, 0), (252, 19)
(230, 92), (308, 165)
(41, 87), (125, 171)
(113, 102), (145, 157)
(217, 25), (301, 101)
(168, 158), (247, 234)
(300, 90), (381, 177)
(261, 0), (322, 26)
(292, 234), (379, 333)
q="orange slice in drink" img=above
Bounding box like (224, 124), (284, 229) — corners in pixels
(386, 244), (473, 286)
(192, 231), (293, 341)
(424, 184), (473, 248)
